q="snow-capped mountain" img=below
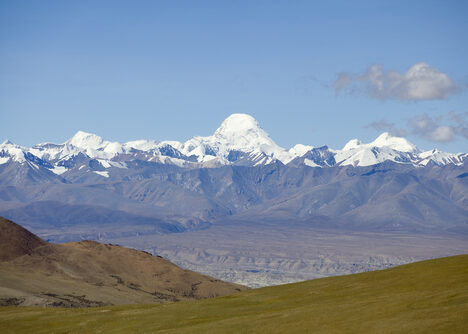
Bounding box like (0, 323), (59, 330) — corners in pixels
(1, 113), (467, 244)
(334, 133), (465, 167)
(334, 133), (420, 167)
(0, 114), (465, 177)
(0, 140), (28, 164)
(171, 113), (294, 165)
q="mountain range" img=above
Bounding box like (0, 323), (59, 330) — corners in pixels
(1, 114), (466, 174)
(0, 113), (467, 288)
(0, 113), (467, 240)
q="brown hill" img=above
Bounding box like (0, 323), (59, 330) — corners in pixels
(0, 217), (246, 307)
(0, 217), (46, 261)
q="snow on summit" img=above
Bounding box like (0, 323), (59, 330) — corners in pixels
(336, 132), (420, 166)
(342, 133), (418, 153)
(334, 132), (465, 167)
(66, 131), (105, 149)
(62, 131), (126, 160)
(179, 113), (293, 164)
(0, 113), (466, 171)
(213, 113), (275, 148)
(0, 140), (27, 164)
(370, 132), (419, 153)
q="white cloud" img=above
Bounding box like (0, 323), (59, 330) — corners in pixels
(367, 112), (468, 144)
(430, 126), (454, 142)
(334, 63), (457, 101)
(410, 113), (468, 143)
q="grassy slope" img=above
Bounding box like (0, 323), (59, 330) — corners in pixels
(1, 255), (467, 334)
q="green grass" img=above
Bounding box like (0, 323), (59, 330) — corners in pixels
(1, 255), (467, 333)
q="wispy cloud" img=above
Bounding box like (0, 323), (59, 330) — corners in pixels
(334, 63), (458, 101)
(367, 112), (468, 144)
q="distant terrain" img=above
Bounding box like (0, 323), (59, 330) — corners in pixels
(0, 114), (467, 286)
(1, 255), (467, 333)
(1, 114), (466, 238)
(108, 220), (468, 287)
(0, 217), (246, 307)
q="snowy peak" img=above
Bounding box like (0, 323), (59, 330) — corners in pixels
(125, 139), (159, 151)
(289, 144), (315, 157)
(333, 132), (466, 167)
(61, 131), (128, 160)
(418, 149), (466, 166)
(336, 132), (420, 167)
(370, 132), (418, 153)
(212, 113), (276, 149)
(215, 113), (258, 132)
(66, 131), (104, 149)
(342, 139), (362, 151)
(179, 113), (292, 165)
(342, 133), (418, 153)
(0, 115), (465, 171)
(1, 140), (14, 146)
(0, 140), (26, 164)
(214, 114), (264, 137)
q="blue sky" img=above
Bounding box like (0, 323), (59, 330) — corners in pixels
(1, 0), (467, 152)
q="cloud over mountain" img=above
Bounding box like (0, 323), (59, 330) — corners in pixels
(334, 63), (457, 101)
(410, 112), (468, 143)
(367, 112), (468, 144)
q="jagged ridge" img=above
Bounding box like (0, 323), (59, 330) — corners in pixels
(0, 114), (465, 177)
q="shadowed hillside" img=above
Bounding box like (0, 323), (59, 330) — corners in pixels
(0, 217), (46, 261)
(0, 217), (246, 307)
